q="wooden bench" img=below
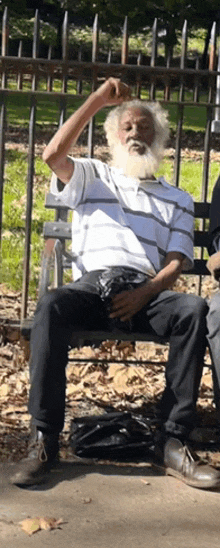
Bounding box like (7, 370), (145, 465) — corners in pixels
(21, 192), (212, 349)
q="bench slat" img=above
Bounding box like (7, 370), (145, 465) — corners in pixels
(44, 221), (72, 239)
(45, 194), (211, 219)
(44, 224), (211, 249)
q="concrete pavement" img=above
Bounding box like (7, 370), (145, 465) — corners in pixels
(0, 461), (220, 548)
(1, 458), (220, 548)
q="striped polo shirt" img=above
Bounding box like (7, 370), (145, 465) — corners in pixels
(51, 157), (194, 281)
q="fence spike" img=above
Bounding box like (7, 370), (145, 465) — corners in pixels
(1, 6), (8, 57)
(209, 21), (217, 71)
(92, 13), (99, 63)
(121, 16), (128, 65)
(62, 10), (69, 61)
(150, 18), (158, 99)
(151, 18), (157, 67)
(180, 19), (187, 70)
(1, 6), (8, 89)
(32, 10), (40, 59)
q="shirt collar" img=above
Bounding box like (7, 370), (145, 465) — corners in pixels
(110, 167), (167, 194)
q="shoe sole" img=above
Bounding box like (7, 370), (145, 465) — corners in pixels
(10, 457), (59, 487)
(152, 462), (220, 490)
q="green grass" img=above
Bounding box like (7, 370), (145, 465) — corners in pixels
(157, 159), (220, 202)
(2, 149), (219, 297)
(2, 151), (53, 296)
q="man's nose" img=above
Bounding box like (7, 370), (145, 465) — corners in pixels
(129, 124), (139, 138)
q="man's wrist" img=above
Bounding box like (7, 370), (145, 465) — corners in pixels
(139, 281), (159, 302)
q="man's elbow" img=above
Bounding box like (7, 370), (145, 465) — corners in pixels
(42, 147), (55, 168)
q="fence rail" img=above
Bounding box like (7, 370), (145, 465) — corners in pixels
(0, 7), (220, 320)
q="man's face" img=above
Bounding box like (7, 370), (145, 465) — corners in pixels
(117, 108), (155, 156)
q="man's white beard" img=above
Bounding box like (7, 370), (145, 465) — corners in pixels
(111, 140), (164, 180)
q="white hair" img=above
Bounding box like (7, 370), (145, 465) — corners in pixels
(104, 99), (169, 154)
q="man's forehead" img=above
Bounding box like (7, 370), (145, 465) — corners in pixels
(119, 107), (153, 123)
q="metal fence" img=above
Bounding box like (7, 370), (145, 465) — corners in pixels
(1, 7), (220, 320)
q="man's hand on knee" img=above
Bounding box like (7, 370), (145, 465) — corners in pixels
(207, 251), (220, 280)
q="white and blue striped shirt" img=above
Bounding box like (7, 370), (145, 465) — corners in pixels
(51, 157), (194, 281)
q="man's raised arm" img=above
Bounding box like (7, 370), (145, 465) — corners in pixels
(42, 78), (130, 184)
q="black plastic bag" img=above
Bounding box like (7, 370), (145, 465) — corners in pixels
(69, 411), (157, 461)
(96, 267), (148, 332)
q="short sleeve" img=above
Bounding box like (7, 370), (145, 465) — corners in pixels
(50, 157), (97, 209)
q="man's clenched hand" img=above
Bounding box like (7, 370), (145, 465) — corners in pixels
(95, 77), (131, 107)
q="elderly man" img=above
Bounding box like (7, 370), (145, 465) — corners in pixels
(11, 78), (220, 489)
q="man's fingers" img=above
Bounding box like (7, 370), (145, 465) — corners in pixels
(108, 78), (131, 101)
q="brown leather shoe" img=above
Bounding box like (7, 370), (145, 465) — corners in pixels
(207, 251), (220, 280)
(163, 437), (220, 489)
(10, 428), (59, 486)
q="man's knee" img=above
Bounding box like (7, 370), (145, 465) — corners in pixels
(181, 294), (208, 320)
(35, 288), (63, 315)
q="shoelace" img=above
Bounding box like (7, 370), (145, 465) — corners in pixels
(29, 438), (49, 463)
(181, 445), (208, 473)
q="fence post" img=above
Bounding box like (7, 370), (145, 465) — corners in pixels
(47, 45), (53, 92)
(21, 10), (39, 320)
(88, 14), (99, 158)
(211, 39), (220, 133)
(202, 21), (216, 202)
(164, 47), (171, 101)
(0, 6), (8, 248)
(17, 40), (23, 90)
(77, 46), (83, 95)
(150, 18), (157, 100)
(136, 52), (142, 98)
(198, 22), (217, 295)
(59, 10), (68, 128)
(173, 19), (187, 187)
(193, 54), (200, 103)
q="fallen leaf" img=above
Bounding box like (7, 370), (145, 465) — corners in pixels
(20, 518), (41, 536)
(39, 517), (64, 530)
(20, 517), (65, 535)
(0, 384), (10, 397)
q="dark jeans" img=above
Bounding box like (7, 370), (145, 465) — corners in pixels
(207, 292), (220, 408)
(206, 176), (220, 404)
(29, 271), (208, 438)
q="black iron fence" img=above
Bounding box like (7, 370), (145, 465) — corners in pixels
(1, 7), (220, 319)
